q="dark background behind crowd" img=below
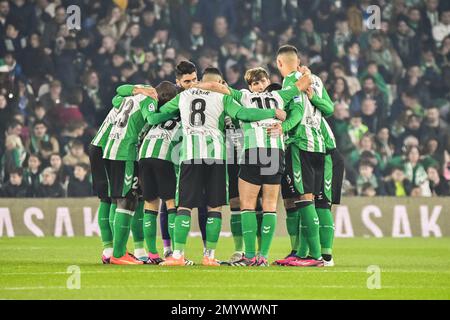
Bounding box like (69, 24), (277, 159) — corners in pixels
(0, 0), (449, 198)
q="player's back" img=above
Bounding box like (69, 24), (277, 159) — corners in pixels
(178, 88), (227, 161)
(104, 94), (149, 161)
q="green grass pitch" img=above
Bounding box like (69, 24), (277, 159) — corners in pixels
(1, 237), (449, 300)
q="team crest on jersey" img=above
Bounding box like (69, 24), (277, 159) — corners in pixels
(148, 102), (156, 112)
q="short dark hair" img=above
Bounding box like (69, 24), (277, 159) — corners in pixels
(33, 120), (47, 128)
(70, 139), (84, 149)
(75, 163), (90, 173)
(265, 83), (282, 92)
(202, 67), (223, 78)
(175, 61), (197, 79)
(155, 81), (178, 106)
(10, 167), (24, 177)
(277, 45), (298, 56)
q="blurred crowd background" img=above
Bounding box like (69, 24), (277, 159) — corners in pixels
(0, 0), (449, 198)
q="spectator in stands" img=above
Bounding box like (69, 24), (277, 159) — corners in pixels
(62, 139), (89, 168)
(432, 9), (450, 47)
(350, 75), (386, 115)
(23, 153), (40, 195)
(403, 146), (432, 196)
(1, 133), (26, 182)
(67, 163), (92, 197)
(0, 167), (28, 197)
(427, 165), (450, 195)
(97, 5), (129, 41)
(384, 166), (413, 196)
(342, 41), (365, 78)
(26, 120), (59, 155)
(39, 80), (64, 112)
(49, 153), (70, 186)
(348, 112), (368, 147)
(34, 167), (64, 198)
(331, 77), (351, 107)
(356, 161), (382, 196)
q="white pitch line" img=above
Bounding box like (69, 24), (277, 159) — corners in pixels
(2, 284), (447, 291)
(1, 269), (449, 276)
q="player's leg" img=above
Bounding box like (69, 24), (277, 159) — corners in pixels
(162, 161), (201, 266)
(110, 160), (143, 264)
(235, 164), (261, 266)
(276, 147), (302, 265)
(289, 149), (324, 267)
(131, 198), (146, 260)
(197, 203), (208, 251)
(258, 182), (281, 266)
(151, 158), (178, 263)
(317, 149), (344, 266)
(202, 162), (228, 266)
(255, 196), (263, 255)
(139, 158), (161, 263)
(89, 145), (113, 263)
(228, 162), (243, 262)
(159, 202), (172, 257)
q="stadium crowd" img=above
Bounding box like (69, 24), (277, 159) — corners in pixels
(0, 0), (449, 198)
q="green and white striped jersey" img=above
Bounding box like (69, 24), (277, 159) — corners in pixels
(282, 71), (334, 154)
(229, 85), (300, 151)
(90, 95), (123, 148)
(103, 94), (156, 161)
(321, 118), (337, 151)
(139, 117), (182, 163)
(148, 87), (277, 162)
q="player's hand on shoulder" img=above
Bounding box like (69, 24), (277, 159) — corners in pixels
(298, 65), (311, 75)
(306, 87), (314, 100)
(134, 87), (158, 101)
(295, 74), (312, 93)
(275, 109), (287, 121)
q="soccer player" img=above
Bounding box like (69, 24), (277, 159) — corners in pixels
(89, 86), (155, 264)
(157, 61), (210, 258)
(314, 119), (345, 266)
(138, 81), (179, 265)
(147, 67), (287, 266)
(197, 69), (312, 266)
(103, 85), (158, 265)
(274, 45), (334, 267)
(88, 94), (122, 264)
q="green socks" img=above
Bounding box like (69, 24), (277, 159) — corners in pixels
(109, 202), (117, 236)
(297, 202), (321, 259)
(241, 210), (257, 259)
(144, 210), (158, 254)
(205, 211), (222, 250)
(286, 208), (300, 252)
(113, 208), (134, 258)
(230, 210), (243, 252)
(260, 212), (277, 259)
(168, 208), (177, 241)
(298, 215), (310, 258)
(317, 207), (334, 255)
(173, 210), (191, 251)
(98, 201), (112, 249)
(131, 201), (144, 249)
(256, 212), (263, 253)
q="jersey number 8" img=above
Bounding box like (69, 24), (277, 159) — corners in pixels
(189, 98), (206, 126)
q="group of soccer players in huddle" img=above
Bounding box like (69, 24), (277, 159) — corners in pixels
(88, 44), (344, 267)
